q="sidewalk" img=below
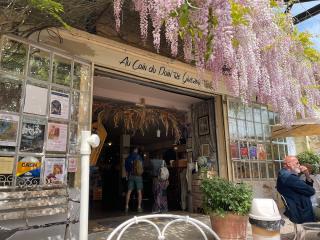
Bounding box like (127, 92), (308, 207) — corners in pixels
(88, 211), (301, 240)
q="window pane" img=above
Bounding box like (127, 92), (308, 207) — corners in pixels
(245, 106), (253, 121)
(266, 144), (272, 160)
(268, 162), (275, 178)
(253, 107), (261, 123)
(257, 144), (267, 160)
(228, 101), (237, 118)
(69, 123), (79, 154)
(240, 142), (249, 160)
(0, 38), (27, 75)
(274, 161), (281, 175)
(0, 75), (22, 112)
(261, 107), (268, 124)
(230, 141), (240, 159)
(247, 121), (255, 140)
(74, 62), (90, 91)
(263, 124), (271, 140)
(251, 162), (259, 179)
(268, 111), (274, 125)
(71, 91), (80, 121)
(244, 162), (251, 179)
(237, 105), (245, 120)
(255, 123), (263, 141)
(260, 162), (267, 178)
(229, 118), (238, 140)
(279, 145), (286, 160)
(274, 113), (280, 124)
(273, 144), (280, 160)
(28, 47), (50, 81)
(53, 55), (71, 86)
(237, 120), (246, 140)
(249, 143), (257, 160)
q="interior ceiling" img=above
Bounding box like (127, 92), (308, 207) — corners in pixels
(93, 76), (202, 111)
(93, 75), (202, 146)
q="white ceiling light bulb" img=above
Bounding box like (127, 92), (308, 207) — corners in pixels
(157, 129), (161, 138)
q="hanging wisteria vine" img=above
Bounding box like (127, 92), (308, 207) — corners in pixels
(113, 0), (320, 126)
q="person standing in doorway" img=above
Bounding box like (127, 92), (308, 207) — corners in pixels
(125, 147), (144, 213)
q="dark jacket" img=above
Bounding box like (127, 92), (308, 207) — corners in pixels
(276, 168), (315, 224)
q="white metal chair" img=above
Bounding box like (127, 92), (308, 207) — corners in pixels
(106, 214), (220, 240)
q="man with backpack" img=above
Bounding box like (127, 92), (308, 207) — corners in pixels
(124, 147), (144, 213)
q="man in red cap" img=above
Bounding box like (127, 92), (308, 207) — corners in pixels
(276, 156), (315, 223)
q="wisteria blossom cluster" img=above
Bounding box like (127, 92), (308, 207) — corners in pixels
(113, 0), (320, 125)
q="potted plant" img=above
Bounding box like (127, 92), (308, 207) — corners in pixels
(201, 177), (253, 240)
(297, 150), (320, 174)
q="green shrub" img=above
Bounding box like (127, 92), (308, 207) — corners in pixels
(297, 150), (320, 174)
(200, 177), (253, 216)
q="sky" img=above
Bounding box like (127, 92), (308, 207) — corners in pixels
(291, 1), (320, 50)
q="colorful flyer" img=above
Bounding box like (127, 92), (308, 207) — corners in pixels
(20, 121), (45, 153)
(23, 84), (48, 115)
(46, 122), (68, 152)
(68, 157), (77, 172)
(0, 114), (19, 146)
(240, 144), (248, 159)
(0, 156), (15, 174)
(257, 144), (267, 160)
(16, 156), (41, 185)
(50, 91), (70, 119)
(44, 158), (66, 184)
(249, 145), (257, 160)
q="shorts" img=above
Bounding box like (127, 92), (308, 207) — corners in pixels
(128, 175), (143, 191)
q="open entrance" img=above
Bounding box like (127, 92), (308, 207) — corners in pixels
(89, 71), (211, 220)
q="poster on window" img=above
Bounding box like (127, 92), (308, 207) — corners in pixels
(23, 84), (48, 115)
(0, 114), (19, 146)
(257, 144), (267, 160)
(20, 121), (45, 153)
(50, 91), (69, 119)
(230, 142), (239, 159)
(0, 156), (14, 174)
(16, 156), (41, 185)
(249, 145), (257, 160)
(44, 158), (66, 184)
(68, 157), (77, 172)
(46, 122), (68, 152)
(240, 144), (248, 159)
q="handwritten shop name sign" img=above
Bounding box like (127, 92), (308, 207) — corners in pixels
(119, 56), (213, 91)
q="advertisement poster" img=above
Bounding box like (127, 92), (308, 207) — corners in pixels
(44, 158), (66, 184)
(249, 145), (257, 160)
(68, 157), (77, 172)
(50, 91), (69, 119)
(16, 156), (41, 184)
(230, 142), (239, 159)
(23, 84), (48, 115)
(0, 114), (19, 146)
(240, 144), (248, 159)
(20, 121), (45, 153)
(257, 144), (267, 160)
(0, 156), (14, 174)
(46, 122), (68, 152)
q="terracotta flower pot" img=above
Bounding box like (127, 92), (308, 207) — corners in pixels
(210, 213), (248, 240)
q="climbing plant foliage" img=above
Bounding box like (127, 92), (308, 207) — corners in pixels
(113, 0), (320, 126)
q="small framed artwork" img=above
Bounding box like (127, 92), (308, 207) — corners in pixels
(202, 144), (210, 157)
(198, 115), (210, 136)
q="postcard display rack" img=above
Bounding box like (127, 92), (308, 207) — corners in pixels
(0, 36), (92, 188)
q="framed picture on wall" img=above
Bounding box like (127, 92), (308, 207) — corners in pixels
(198, 115), (210, 136)
(201, 144), (210, 157)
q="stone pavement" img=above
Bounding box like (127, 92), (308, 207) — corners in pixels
(88, 211), (319, 240)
